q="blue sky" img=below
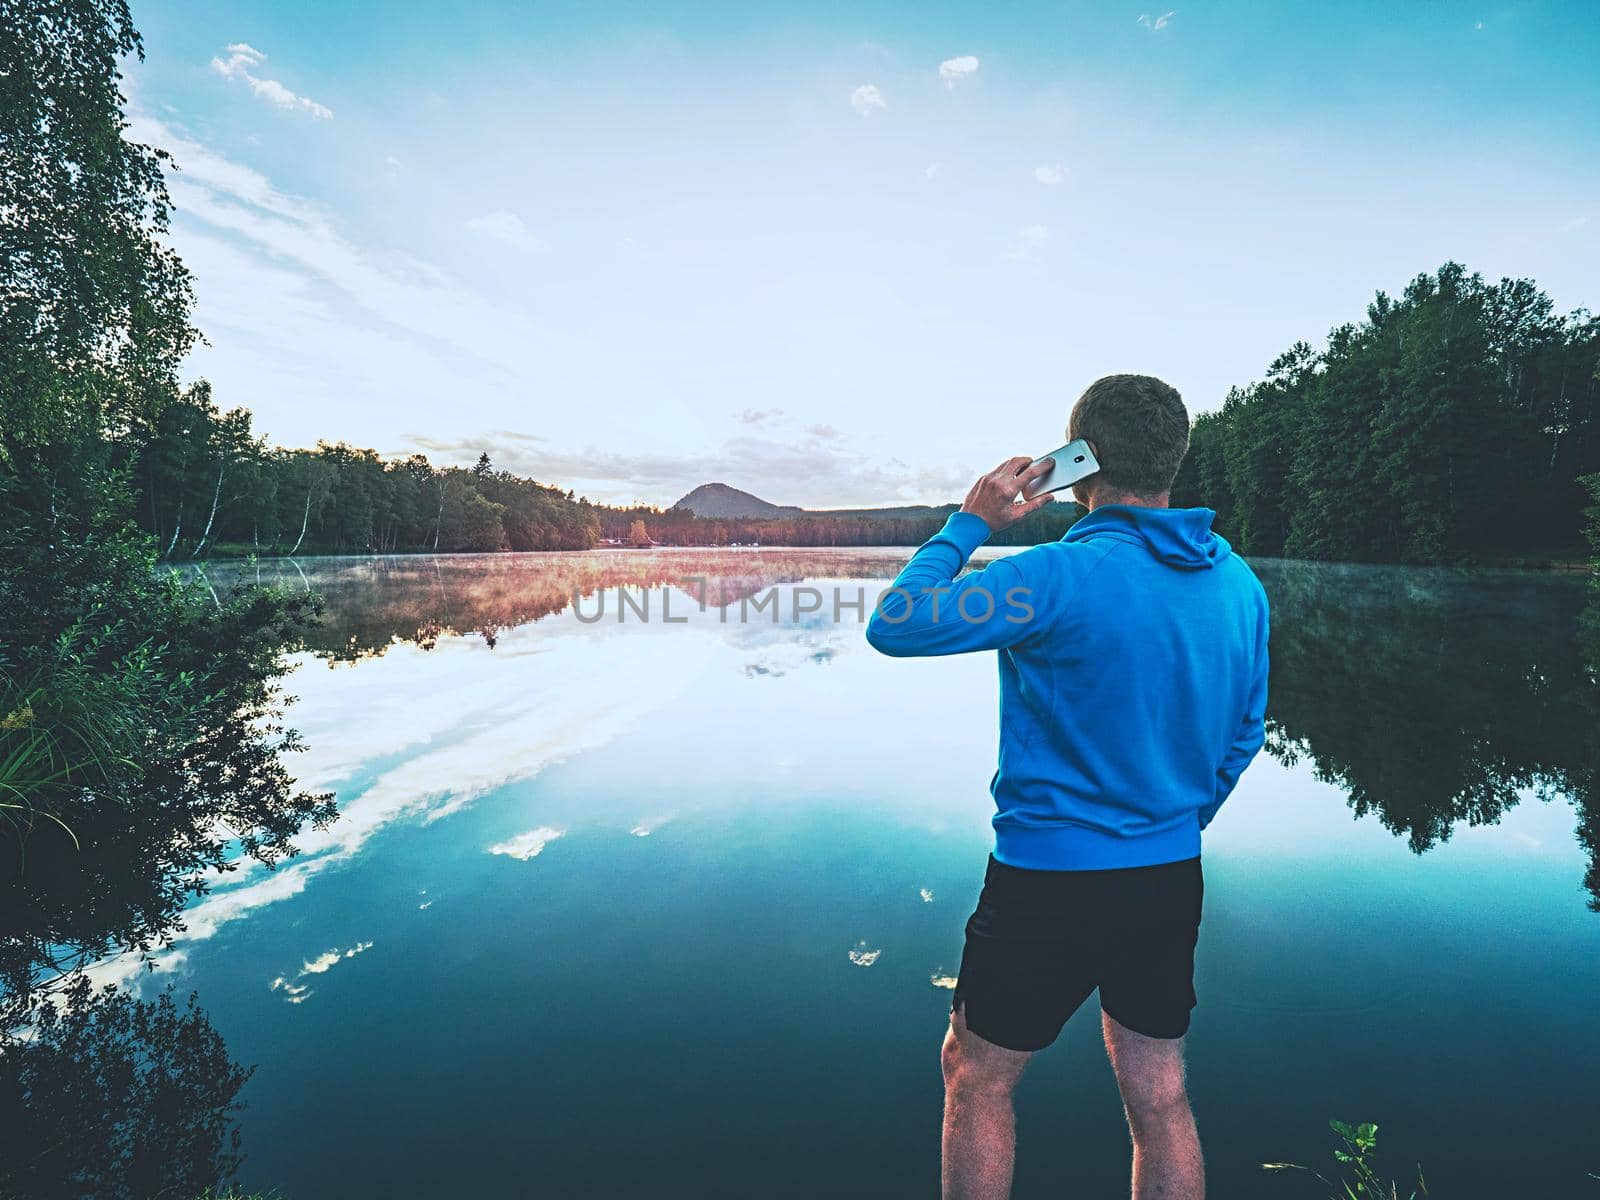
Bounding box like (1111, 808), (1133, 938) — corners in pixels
(125, 1), (1600, 507)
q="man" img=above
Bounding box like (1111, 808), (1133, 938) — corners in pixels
(865, 374), (1270, 1200)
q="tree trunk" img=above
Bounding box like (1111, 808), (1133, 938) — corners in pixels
(192, 460), (226, 558)
(288, 486), (312, 556)
(163, 501), (183, 559)
(147, 460), (161, 540)
(433, 479), (447, 550)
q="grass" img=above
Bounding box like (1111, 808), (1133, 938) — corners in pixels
(1262, 1119), (1427, 1199)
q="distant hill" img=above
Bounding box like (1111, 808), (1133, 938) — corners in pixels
(671, 482), (955, 521)
(672, 482), (803, 518)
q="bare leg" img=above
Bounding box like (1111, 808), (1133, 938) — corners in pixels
(941, 1002), (1032, 1200)
(1102, 1011), (1204, 1199)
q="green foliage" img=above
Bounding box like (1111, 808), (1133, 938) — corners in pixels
(0, 622), (191, 850)
(0, 976), (251, 1200)
(0, 0), (332, 1025)
(1582, 472), (1600, 565)
(1171, 410), (1231, 527)
(0, 0), (196, 463)
(0, 502), (336, 1012)
(128, 405), (601, 555)
(441, 480), (509, 551)
(1188, 265), (1600, 564)
(1263, 1118), (1427, 1200)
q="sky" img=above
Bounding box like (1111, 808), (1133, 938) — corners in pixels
(123, 0), (1600, 508)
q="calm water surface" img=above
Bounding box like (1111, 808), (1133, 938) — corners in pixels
(165, 549), (1598, 1198)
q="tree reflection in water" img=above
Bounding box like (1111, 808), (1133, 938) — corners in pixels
(1256, 559), (1600, 909)
(0, 977), (250, 1200)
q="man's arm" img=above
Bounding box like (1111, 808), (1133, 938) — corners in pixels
(864, 513), (1034, 656)
(865, 456), (1055, 658)
(1199, 613), (1270, 830)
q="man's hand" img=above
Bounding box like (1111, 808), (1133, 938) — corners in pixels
(960, 456), (1056, 532)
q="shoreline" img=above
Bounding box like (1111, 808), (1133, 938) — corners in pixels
(170, 543), (1596, 574)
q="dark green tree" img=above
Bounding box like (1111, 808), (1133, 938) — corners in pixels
(440, 476), (506, 551)
(1216, 344), (1315, 555)
(1, 0), (332, 1021)
(1183, 265), (1600, 564)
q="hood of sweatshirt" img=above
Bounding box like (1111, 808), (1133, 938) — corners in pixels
(1061, 504), (1231, 570)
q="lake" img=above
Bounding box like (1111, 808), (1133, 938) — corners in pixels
(159, 548), (1598, 1197)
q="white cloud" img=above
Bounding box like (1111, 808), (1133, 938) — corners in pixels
(1137, 12), (1176, 31)
(301, 940), (373, 975)
(848, 941), (882, 967)
(924, 161), (944, 180)
(850, 84), (886, 116)
(300, 950), (340, 975)
(1007, 224), (1050, 260)
(266, 939), (373, 1004)
(489, 826), (565, 860)
(74, 629), (713, 993)
(1564, 216), (1589, 232)
(210, 43), (333, 119)
(738, 407), (785, 426)
(465, 210), (545, 253)
(1033, 164), (1068, 186)
(269, 977), (312, 1003)
(939, 55), (980, 87)
(210, 42), (261, 77)
(125, 113), (592, 421)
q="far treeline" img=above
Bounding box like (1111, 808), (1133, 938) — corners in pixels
(146, 262), (1599, 566)
(1171, 263), (1600, 564)
(137, 388), (598, 554)
(593, 501), (1081, 549)
(138, 385), (1080, 557)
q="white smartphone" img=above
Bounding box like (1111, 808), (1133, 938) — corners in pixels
(1022, 438), (1100, 499)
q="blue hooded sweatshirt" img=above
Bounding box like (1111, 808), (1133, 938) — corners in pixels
(865, 506), (1269, 870)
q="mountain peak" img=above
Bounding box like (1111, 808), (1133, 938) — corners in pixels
(671, 483), (803, 519)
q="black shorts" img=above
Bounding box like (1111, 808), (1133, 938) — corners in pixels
(950, 853), (1203, 1051)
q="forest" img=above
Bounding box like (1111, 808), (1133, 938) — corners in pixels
(136, 389), (598, 555)
(1172, 264), (1600, 564)
(594, 498), (1083, 549)
(134, 389), (1088, 557)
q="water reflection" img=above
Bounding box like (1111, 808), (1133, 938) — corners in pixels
(0, 977), (249, 1200)
(189, 550), (910, 662)
(105, 549), (1597, 1197)
(190, 551), (1600, 906)
(1256, 559), (1600, 908)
